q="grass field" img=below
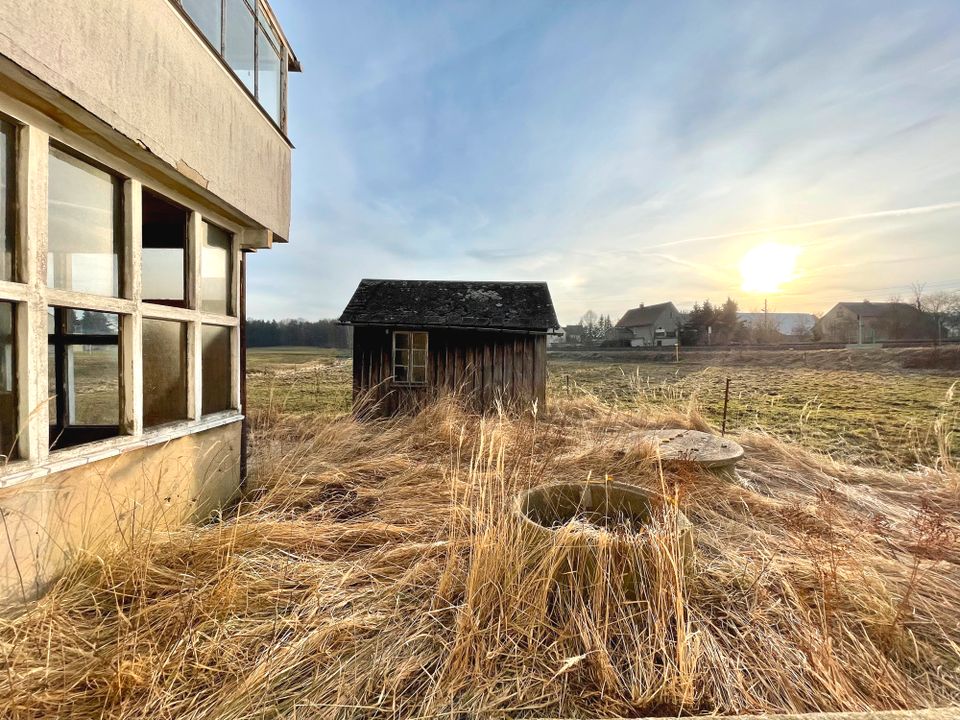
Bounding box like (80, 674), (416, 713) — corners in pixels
(248, 346), (958, 468)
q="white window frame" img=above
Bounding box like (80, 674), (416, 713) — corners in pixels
(0, 91), (244, 490)
(392, 330), (428, 385)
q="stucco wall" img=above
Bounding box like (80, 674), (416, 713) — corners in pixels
(0, 422), (241, 607)
(0, 0), (291, 239)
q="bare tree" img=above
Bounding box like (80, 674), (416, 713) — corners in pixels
(910, 281), (927, 311)
(926, 290), (959, 343)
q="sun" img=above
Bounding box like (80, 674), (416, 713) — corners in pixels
(739, 242), (800, 294)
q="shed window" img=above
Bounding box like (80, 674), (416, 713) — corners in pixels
(47, 146), (122, 298)
(142, 191), (188, 306)
(48, 307), (120, 450)
(393, 331), (427, 384)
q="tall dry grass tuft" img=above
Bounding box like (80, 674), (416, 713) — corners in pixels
(1, 393), (958, 718)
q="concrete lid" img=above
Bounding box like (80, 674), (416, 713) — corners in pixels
(639, 429), (745, 469)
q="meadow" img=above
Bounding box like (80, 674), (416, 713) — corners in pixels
(248, 346), (959, 469)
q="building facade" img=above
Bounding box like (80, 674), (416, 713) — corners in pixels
(340, 280), (560, 416)
(0, 0), (298, 604)
(818, 302), (936, 344)
(615, 302), (680, 347)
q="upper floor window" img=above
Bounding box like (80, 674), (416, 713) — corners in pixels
(47, 146), (122, 298)
(177, 0), (288, 129)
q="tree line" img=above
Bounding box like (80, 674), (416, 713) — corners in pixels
(247, 319), (351, 348)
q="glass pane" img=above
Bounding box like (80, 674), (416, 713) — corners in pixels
(395, 365), (407, 382)
(0, 119), (14, 282)
(201, 222), (232, 314)
(182, 0), (222, 48)
(142, 191), (188, 305)
(67, 345), (119, 425)
(48, 147), (120, 297)
(224, 0), (255, 94)
(411, 365), (426, 384)
(0, 302), (16, 459)
(412, 332), (427, 350)
(65, 309), (118, 335)
(257, 26), (282, 123)
(394, 332), (410, 349)
(394, 349), (407, 367)
(143, 319), (187, 426)
(202, 324), (232, 414)
(47, 344), (55, 425)
(412, 349), (426, 368)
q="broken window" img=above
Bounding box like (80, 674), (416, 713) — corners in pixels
(142, 190), (188, 306)
(0, 302), (16, 460)
(201, 222), (233, 315)
(48, 307), (120, 450)
(0, 117), (15, 282)
(142, 319), (188, 427)
(47, 146), (122, 297)
(393, 331), (427, 384)
(201, 324), (232, 414)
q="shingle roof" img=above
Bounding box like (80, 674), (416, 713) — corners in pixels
(615, 302), (675, 329)
(834, 301), (919, 318)
(339, 279), (560, 331)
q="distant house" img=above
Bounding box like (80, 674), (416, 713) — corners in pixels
(738, 312), (817, 342)
(339, 280), (560, 415)
(817, 301), (936, 343)
(615, 302), (680, 347)
(562, 324), (584, 345)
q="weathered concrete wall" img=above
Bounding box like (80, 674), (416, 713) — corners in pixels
(0, 422), (241, 606)
(0, 0), (291, 239)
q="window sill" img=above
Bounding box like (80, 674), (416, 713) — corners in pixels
(0, 412), (243, 490)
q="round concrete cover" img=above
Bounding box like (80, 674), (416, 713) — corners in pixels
(640, 429), (744, 469)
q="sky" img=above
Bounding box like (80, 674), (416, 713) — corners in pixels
(249, 0), (960, 324)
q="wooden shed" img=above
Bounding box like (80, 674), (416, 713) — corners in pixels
(339, 279), (560, 415)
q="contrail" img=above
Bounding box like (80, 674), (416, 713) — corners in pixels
(638, 200), (960, 250)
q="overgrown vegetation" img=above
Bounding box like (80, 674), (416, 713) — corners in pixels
(247, 347), (960, 468)
(1, 392), (957, 717)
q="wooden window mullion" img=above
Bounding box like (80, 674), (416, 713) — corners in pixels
(17, 125), (48, 462)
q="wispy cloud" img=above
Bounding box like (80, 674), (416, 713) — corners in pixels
(256, 0), (960, 323)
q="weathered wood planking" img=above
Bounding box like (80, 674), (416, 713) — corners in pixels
(352, 326), (549, 416)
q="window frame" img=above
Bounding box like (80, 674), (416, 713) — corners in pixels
(0, 97), (244, 486)
(392, 330), (428, 386)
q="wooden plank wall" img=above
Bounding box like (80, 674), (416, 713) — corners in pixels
(352, 326), (548, 416)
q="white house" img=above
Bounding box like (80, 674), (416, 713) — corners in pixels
(615, 302), (680, 347)
(0, 0), (299, 604)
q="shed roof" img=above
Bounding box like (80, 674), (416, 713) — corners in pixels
(339, 279), (560, 332)
(615, 302), (676, 329)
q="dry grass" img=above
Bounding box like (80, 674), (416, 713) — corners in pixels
(1, 394), (959, 719)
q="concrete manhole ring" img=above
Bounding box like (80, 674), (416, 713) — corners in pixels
(639, 429), (744, 469)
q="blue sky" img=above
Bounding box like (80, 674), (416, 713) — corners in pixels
(250, 0), (960, 323)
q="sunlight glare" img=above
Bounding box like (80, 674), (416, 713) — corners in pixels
(739, 242), (800, 293)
